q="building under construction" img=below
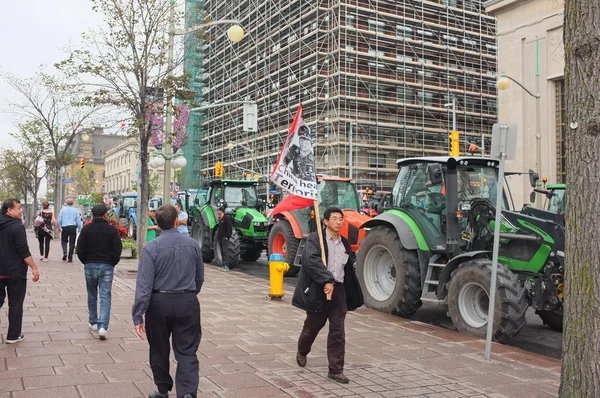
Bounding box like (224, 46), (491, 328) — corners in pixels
(182, 0), (498, 191)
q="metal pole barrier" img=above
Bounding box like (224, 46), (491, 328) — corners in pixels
(485, 125), (508, 360)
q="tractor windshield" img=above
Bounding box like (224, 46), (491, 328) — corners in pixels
(225, 185), (258, 207)
(317, 180), (360, 213)
(457, 165), (503, 206)
(546, 189), (566, 213)
(122, 197), (136, 214)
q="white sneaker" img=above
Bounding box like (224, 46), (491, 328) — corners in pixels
(88, 323), (98, 331)
(98, 328), (107, 340)
(6, 334), (25, 344)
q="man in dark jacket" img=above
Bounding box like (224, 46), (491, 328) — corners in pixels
(132, 204), (204, 398)
(216, 206), (232, 271)
(0, 199), (40, 344)
(292, 207), (363, 384)
(76, 204), (122, 340)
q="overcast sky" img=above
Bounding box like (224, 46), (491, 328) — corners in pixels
(0, 0), (101, 150)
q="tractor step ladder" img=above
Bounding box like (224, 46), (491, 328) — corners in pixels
(292, 238), (307, 267)
(421, 254), (446, 303)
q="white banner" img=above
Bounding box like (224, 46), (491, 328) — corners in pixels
(270, 105), (317, 200)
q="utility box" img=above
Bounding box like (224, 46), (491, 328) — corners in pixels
(243, 102), (258, 132)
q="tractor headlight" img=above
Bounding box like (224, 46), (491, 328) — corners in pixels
(253, 221), (264, 227)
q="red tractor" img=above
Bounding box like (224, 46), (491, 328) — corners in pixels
(268, 176), (370, 276)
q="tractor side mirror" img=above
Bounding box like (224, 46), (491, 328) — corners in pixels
(529, 169), (539, 188)
(201, 180), (210, 190)
(530, 191), (536, 203)
(427, 163), (443, 185)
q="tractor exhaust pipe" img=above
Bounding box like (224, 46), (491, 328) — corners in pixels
(445, 158), (460, 247)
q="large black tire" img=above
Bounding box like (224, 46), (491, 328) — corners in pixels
(268, 220), (301, 277)
(128, 218), (136, 240)
(241, 247), (262, 262)
(447, 259), (528, 343)
(356, 226), (422, 317)
(215, 229), (242, 269)
(536, 309), (563, 332)
(196, 224), (214, 263)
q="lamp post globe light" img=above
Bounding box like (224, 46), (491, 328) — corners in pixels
(160, 0), (245, 200)
(496, 70), (542, 206)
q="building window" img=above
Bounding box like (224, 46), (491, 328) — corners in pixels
(396, 25), (413, 39)
(368, 152), (386, 168)
(368, 20), (385, 34)
(346, 14), (355, 28)
(555, 80), (566, 183)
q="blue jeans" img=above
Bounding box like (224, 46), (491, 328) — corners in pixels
(84, 263), (114, 330)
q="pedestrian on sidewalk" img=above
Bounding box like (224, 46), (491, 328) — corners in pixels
(0, 199), (40, 344)
(174, 202), (189, 236)
(132, 204), (204, 398)
(57, 198), (82, 262)
(292, 207), (363, 384)
(216, 206), (232, 271)
(35, 201), (59, 262)
(76, 204), (122, 340)
(147, 208), (159, 243)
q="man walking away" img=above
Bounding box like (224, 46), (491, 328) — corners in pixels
(76, 205), (122, 340)
(132, 204), (204, 398)
(58, 198), (82, 262)
(216, 206), (232, 271)
(0, 199), (40, 344)
(292, 207), (363, 384)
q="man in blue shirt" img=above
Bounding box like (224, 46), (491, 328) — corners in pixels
(57, 199), (83, 262)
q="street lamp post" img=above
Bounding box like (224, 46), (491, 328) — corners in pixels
(497, 39), (541, 205)
(161, 0), (245, 200)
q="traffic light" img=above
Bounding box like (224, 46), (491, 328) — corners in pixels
(80, 158), (85, 169)
(450, 131), (460, 156)
(215, 161), (223, 177)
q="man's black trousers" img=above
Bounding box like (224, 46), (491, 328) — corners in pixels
(145, 292), (201, 397)
(0, 277), (27, 340)
(60, 226), (77, 260)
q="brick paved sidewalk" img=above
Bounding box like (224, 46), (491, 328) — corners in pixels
(0, 231), (560, 397)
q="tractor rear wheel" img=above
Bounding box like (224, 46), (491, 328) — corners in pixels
(536, 309), (563, 332)
(447, 259), (528, 343)
(268, 220), (301, 277)
(215, 229), (242, 269)
(356, 226), (422, 317)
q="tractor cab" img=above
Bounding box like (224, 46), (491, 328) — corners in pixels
(390, 157), (506, 252)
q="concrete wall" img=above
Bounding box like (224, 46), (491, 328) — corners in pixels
(485, 0), (564, 208)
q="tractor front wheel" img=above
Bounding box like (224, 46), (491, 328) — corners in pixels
(447, 259), (528, 343)
(196, 224), (214, 263)
(356, 226), (422, 317)
(268, 220), (300, 277)
(536, 309), (563, 332)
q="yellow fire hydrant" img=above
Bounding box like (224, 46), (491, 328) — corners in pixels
(269, 253), (290, 300)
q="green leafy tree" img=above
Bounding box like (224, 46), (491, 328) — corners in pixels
(74, 168), (96, 195)
(2, 72), (101, 208)
(0, 120), (52, 222)
(56, 0), (191, 253)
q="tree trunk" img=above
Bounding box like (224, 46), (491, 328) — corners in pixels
(136, 128), (150, 257)
(559, 1), (600, 396)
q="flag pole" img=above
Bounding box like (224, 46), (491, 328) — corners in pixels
(313, 201), (332, 300)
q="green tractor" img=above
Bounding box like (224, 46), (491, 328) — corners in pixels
(356, 157), (565, 343)
(191, 179), (269, 269)
(522, 170), (566, 226)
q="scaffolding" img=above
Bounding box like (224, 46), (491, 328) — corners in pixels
(183, 0), (498, 191)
